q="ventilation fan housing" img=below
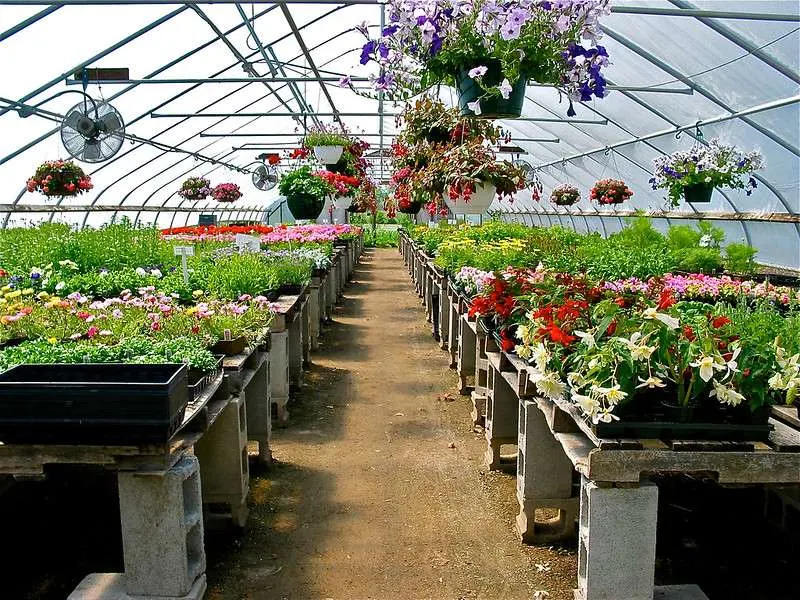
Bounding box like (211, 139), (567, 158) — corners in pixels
(61, 99), (125, 163)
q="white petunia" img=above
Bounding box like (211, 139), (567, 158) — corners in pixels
(466, 100), (481, 115)
(498, 78), (513, 100)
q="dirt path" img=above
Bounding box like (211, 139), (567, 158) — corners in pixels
(206, 248), (577, 600)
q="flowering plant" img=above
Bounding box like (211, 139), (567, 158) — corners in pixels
(397, 96), (500, 145)
(550, 183), (580, 206)
(355, 0), (611, 114)
(590, 179), (632, 205)
(211, 183), (242, 203)
(315, 170), (361, 198)
(178, 177), (212, 200)
(650, 139), (764, 207)
(302, 125), (351, 148)
(26, 160), (93, 198)
(278, 166), (336, 201)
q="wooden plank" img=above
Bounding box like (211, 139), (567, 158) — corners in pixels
(772, 405), (800, 429)
(587, 447), (800, 484)
(769, 418), (800, 452)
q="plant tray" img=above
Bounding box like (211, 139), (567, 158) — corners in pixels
(187, 355), (224, 403)
(211, 335), (248, 356)
(593, 419), (773, 442)
(0, 363), (189, 445)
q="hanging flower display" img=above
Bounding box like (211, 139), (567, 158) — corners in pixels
(550, 183), (580, 206)
(26, 160), (93, 198)
(303, 126), (352, 164)
(278, 166), (336, 220)
(650, 138), (764, 207)
(178, 177), (212, 200)
(211, 183), (242, 203)
(354, 0), (611, 118)
(590, 179), (633, 205)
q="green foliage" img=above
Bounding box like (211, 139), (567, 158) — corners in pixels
(725, 242), (758, 274)
(365, 227), (399, 248)
(614, 215), (665, 248)
(0, 336), (218, 373)
(303, 130), (351, 147)
(278, 166), (335, 200)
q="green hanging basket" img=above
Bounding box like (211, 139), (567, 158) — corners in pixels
(286, 193), (326, 220)
(683, 182), (714, 203)
(456, 64), (527, 120)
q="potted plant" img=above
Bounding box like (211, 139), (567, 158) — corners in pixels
(550, 184), (580, 206)
(278, 166), (336, 220)
(354, 1), (611, 118)
(590, 179), (632, 205)
(303, 126), (352, 164)
(650, 139), (764, 206)
(211, 183), (242, 203)
(26, 160), (93, 198)
(316, 170), (361, 210)
(178, 176), (212, 200)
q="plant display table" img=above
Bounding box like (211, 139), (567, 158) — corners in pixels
(399, 228), (800, 600)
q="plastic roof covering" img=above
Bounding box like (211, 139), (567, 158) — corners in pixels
(0, 1), (798, 268)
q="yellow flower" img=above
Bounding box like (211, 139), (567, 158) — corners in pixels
(5, 290), (22, 300)
(37, 291), (50, 300)
(47, 337), (57, 344)
(1, 285), (10, 293)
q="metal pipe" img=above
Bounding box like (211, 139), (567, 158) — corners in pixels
(65, 76), (370, 84)
(0, 204), (265, 213)
(201, 133), (561, 142)
(0, 5), (60, 42)
(0, 5), (189, 118)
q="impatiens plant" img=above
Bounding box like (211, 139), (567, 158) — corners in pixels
(26, 160), (93, 198)
(550, 183), (580, 206)
(354, 0), (611, 116)
(315, 170), (361, 198)
(211, 183), (242, 203)
(650, 138), (764, 207)
(178, 177), (212, 200)
(590, 179), (632, 205)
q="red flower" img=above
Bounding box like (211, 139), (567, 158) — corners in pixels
(682, 325), (696, 341)
(606, 320), (617, 336)
(500, 331), (515, 353)
(76, 311), (91, 321)
(266, 153), (280, 165)
(657, 290), (676, 310)
(614, 296), (628, 308)
(711, 315), (731, 329)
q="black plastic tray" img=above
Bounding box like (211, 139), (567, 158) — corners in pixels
(0, 363), (188, 445)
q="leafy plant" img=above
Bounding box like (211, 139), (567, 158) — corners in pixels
(725, 242), (758, 274)
(303, 127), (350, 148)
(278, 166), (335, 200)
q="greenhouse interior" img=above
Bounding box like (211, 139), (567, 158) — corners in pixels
(0, 1), (798, 599)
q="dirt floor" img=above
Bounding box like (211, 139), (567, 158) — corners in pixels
(205, 248), (578, 599)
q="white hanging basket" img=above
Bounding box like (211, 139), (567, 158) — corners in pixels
(313, 145), (344, 164)
(444, 182), (496, 215)
(333, 195), (353, 210)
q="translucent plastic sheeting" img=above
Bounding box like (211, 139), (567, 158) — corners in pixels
(0, 0), (797, 268)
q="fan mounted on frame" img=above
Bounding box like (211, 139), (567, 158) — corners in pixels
(60, 99), (125, 163)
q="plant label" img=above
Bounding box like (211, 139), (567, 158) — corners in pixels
(235, 234), (260, 252)
(173, 245), (194, 284)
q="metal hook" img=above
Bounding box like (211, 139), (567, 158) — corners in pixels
(675, 129), (683, 140)
(695, 120), (704, 140)
(604, 147), (611, 156)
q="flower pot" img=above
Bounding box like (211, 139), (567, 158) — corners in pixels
(347, 203), (366, 213)
(552, 198), (579, 207)
(286, 192), (326, 220)
(425, 127), (452, 144)
(211, 335), (248, 356)
(683, 182), (714, 203)
(313, 145), (344, 164)
(399, 199), (423, 214)
(333, 195), (353, 210)
(444, 183), (496, 214)
(456, 65), (527, 120)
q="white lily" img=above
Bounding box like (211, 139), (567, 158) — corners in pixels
(637, 376), (666, 389)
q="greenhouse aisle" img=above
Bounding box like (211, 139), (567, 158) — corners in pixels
(205, 248), (577, 599)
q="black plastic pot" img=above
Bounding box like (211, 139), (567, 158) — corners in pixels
(277, 283), (304, 296)
(683, 182), (714, 203)
(0, 363), (189, 445)
(286, 192), (326, 220)
(211, 335), (247, 356)
(456, 63), (527, 119)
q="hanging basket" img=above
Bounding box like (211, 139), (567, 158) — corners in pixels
(286, 192), (326, 220)
(399, 199), (424, 215)
(333, 195), (353, 210)
(683, 182), (714, 203)
(455, 64), (527, 120)
(444, 183), (496, 214)
(347, 202), (367, 213)
(313, 145), (344, 164)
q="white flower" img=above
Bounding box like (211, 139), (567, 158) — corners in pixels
(575, 330), (596, 349)
(691, 354), (725, 382)
(725, 345), (741, 374)
(516, 344), (532, 360)
(637, 376), (666, 389)
(498, 78), (513, 99)
(150, 269), (163, 279)
(572, 391), (599, 417)
(595, 408), (620, 423)
(567, 371), (585, 388)
(135, 267), (147, 277)
(466, 100), (481, 115)
(55, 281), (65, 291)
(596, 384), (627, 405)
(468, 65), (488, 78)
(699, 234), (713, 248)
(642, 307), (679, 329)
(531, 371), (566, 401)
(768, 372), (786, 390)
(531, 342), (550, 371)
(710, 380), (746, 407)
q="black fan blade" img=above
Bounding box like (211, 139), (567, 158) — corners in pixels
(64, 110), (83, 131)
(83, 140), (101, 161)
(99, 111), (122, 133)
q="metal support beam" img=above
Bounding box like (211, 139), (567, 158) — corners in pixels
(279, 2), (341, 120)
(202, 133), (561, 142)
(66, 76), (370, 84)
(0, 5), (60, 43)
(0, 204), (266, 213)
(527, 82), (694, 94)
(0, 5), (189, 118)
(669, 0), (800, 85)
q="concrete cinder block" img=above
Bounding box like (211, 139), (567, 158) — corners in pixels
(269, 330), (290, 423)
(116, 455), (205, 597)
(458, 315), (477, 395)
(243, 359), (271, 465)
(308, 284), (322, 350)
(69, 572), (207, 600)
(484, 364), (518, 471)
(577, 477), (659, 600)
(288, 313), (304, 388)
